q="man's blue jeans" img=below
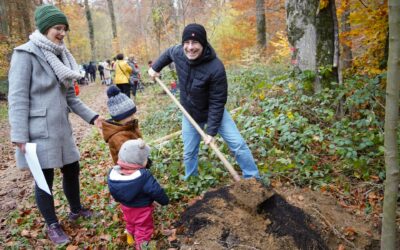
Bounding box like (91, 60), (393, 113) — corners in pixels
(182, 109), (260, 180)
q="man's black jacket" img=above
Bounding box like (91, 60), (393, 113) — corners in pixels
(152, 44), (227, 136)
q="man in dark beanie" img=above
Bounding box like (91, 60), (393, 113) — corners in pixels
(148, 23), (260, 180)
(181, 23), (208, 48)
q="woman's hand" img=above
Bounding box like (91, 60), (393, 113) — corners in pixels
(94, 116), (105, 129)
(14, 142), (26, 153)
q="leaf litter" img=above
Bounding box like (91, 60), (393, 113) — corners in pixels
(0, 83), (383, 249)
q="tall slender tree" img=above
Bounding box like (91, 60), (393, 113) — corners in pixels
(107, 0), (117, 39)
(381, 1), (400, 249)
(21, 0), (33, 37)
(84, 0), (96, 61)
(107, 0), (119, 53)
(337, 0), (352, 118)
(170, 0), (179, 42)
(340, 0), (352, 70)
(256, 0), (266, 52)
(136, 0), (143, 36)
(0, 0), (9, 37)
(177, 0), (190, 28)
(151, 4), (164, 55)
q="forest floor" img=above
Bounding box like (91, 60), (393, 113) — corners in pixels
(0, 82), (384, 249)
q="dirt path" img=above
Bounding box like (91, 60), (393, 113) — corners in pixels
(0, 83), (108, 240)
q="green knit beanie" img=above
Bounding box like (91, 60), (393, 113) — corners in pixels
(34, 4), (69, 34)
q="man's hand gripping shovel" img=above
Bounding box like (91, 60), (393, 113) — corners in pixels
(154, 77), (241, 182)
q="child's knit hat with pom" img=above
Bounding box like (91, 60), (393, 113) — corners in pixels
(106, 85), (136, 121)
(118, 139), (150, 166)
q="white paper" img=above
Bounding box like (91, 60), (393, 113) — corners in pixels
(24, 143), (52, 195)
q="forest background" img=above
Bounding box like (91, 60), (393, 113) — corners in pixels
(0, 0), (387, 78)
(0, 0), (397, 249)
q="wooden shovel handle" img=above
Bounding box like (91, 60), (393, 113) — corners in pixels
(155, 77), (241, 182)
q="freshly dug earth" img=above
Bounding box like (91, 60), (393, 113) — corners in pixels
(175, 179), (380, 250)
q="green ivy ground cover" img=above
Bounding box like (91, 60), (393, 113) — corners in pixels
(4, 65), (387, 248)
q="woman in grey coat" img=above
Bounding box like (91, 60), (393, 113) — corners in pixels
(8, 4), (102, 245)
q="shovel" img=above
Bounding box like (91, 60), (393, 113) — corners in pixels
(154, 77), (241, 182)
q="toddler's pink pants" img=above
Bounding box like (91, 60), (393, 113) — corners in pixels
(121, 204), (154, 250)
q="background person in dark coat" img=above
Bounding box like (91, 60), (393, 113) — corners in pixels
(83, 63), (89, 81)
(87, 61), (96, 83)
(148, 23), (260, 180)
(98, 63), (105, 82)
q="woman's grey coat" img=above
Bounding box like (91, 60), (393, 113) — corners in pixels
(8, 41), (97, 169)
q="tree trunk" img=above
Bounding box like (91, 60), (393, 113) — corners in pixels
(330, 0), (344, 118)
(331, 0), (339, 74)
(286, 0), (337, 93)
(315, 0), (337, 90)
(84, 0), (96, 61)
(338, 0), (351, 118)
(136, 0), (143, 36)
(381, 1), (400, 249)
(256, 0), (266, 52)
(381, 30), (389, 70)
(178, 0), (189, 28)
(171, 0), (179, 42)
(23, 0), (34, 38)
(336, 0), (353, 119)
(107, 0), (119, 53)
(7, 0), (14, 44)
(340, 0), (352, 70)
(286, 0), (318, 71)
(151, 1), (163, 55)
(15, 0), (25, 37)
(0, 0), (9, 37)
(107, 0), (117, 39)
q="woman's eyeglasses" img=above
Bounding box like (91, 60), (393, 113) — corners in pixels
(52, 26), (68, 34)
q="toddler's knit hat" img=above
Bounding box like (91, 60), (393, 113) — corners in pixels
(118, 139), (150, 166)
(107, 85), (136, 121)
(35, 4), (69, 34)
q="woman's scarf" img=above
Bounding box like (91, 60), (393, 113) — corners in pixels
(117, 160), (145, 175)
(29, 30), (81, 88)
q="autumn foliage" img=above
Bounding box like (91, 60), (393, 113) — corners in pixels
(0, 0), (389, 77)
(338, 0), (388, 76)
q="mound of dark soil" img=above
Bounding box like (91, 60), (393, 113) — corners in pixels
(259, 194), (327, 249)
(174, 179), (326, 250)
(174, 179), (380, 250)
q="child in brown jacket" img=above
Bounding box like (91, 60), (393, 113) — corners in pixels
(102, 85), (143, 164)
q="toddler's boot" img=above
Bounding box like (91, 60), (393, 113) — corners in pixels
(126, 230), (134, 246)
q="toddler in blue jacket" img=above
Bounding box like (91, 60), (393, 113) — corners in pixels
(108, 139), (169, 249)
